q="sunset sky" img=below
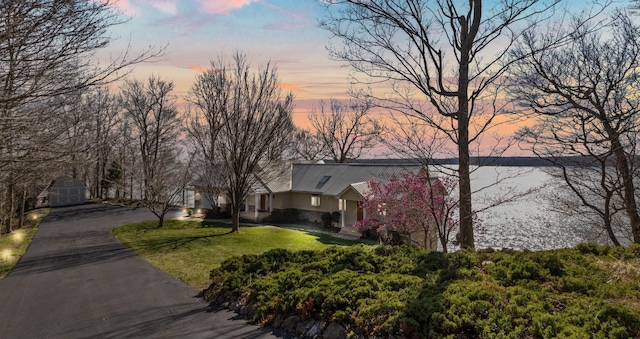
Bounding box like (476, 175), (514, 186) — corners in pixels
(103, 0), (351, 127)
(101, 0), (610, 156)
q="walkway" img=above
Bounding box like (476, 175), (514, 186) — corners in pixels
(0, 204), (294, 339)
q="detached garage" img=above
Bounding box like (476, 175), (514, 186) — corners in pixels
(37, 177), (86, 207)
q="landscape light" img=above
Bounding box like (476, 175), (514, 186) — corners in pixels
(12, 230), (23, 244)
(2, 249), (10, 262)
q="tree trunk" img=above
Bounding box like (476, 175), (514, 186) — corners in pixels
(610, 137), (640, 243)
(231, 204), (240, 233)
(18, 184), (26, 229)
(158, 214), (164, 228)
(456, 7), (477, 250)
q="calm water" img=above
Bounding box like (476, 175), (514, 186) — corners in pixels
(440, 166), (595, 251)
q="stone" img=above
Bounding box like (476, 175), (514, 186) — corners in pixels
(305, 321), (324, 338)
(323, 323), (346, 339)
(296, 318), (316, 335)
(228, 301), (239, 312)
(273, 314), (284, 328)
(239, 305), (248, 316)
(282, 315), (302, 331)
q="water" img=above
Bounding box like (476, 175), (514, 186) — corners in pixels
(440, 166), (590, 251)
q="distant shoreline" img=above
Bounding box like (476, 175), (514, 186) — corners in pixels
(325, 156), (614, 167)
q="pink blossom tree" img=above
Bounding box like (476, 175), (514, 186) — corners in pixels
(354, 171), (479, 253)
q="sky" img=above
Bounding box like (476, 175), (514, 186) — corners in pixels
(99, 0), (614, 157)
(102, 0), (350, 128)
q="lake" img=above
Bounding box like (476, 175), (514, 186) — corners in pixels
(437, 166), (615, 251)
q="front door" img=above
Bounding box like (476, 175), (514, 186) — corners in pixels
(260, 194), (267, 211)
(357, 203), (364, 221)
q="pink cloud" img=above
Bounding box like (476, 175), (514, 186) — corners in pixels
(143, 0), (179, 14)
(196, 0), (258, 15)
(188, 65), (207, 73)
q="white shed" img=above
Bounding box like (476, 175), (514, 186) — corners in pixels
(37, 177), (86, 207)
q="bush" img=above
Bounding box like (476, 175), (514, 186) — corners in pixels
(204, 245), (640, 338)
(269, 210), (283, 223)
(331, 211), (341, 223)
(282, 208), (299, 223)
(320, 212), (332, 228)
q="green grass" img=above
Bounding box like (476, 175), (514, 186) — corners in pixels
(0, 208), (49, 280)
(112, 219), (370, 290)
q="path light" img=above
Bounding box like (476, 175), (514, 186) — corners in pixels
(32, 214), (38, 220)
(12, 230), (23, 244)
(2, 249), (10, 262)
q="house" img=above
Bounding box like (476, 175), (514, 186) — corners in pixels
(37, 177), (86, 207)
(245, 163), (434, 236)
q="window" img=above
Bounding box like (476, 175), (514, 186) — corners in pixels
(315, 175), (331, 189)
(311, 195), (321, 207)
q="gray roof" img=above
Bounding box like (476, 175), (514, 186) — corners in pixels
(290, 163), (424, 197)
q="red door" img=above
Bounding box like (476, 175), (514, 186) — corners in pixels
(260, 194), (267, 210)
(357, 203), (364, 221)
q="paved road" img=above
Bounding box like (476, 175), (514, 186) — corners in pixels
(0, 204), (294, 339)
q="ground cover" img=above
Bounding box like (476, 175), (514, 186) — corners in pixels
(0, 208), (49, 279)
(111, 219), (370, 290)
(204, 243), (640, 338)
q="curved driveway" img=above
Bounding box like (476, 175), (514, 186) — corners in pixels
(0, 204), (293, 339)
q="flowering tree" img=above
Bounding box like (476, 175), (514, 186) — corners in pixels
(355, 171), (479, 253)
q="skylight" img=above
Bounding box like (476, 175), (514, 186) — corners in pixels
(315, 175), (331, 189)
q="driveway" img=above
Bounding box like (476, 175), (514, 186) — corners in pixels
(0, 204), (294, 338)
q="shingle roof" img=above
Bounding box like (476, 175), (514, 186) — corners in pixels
(290, 163), (424, 197)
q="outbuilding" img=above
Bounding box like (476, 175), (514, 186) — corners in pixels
(37, 177), (86, 207)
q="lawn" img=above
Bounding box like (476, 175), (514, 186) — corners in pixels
(112, 219), (371, 290)
(0, 208), (49, 280)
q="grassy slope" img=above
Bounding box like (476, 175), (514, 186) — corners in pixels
(112, 219), (369, 290)
(0, 208), (49, 279)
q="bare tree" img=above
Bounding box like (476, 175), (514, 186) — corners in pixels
(120, 76), (186, 227)
(509, 10), (640, 245)
(291, 129), (325, 162)
(319, 0), (566, 249)
(0, 0), (159, 232)
(190, 52), (294, 233)
(308, 98), (382, 163)
(185, 68), (227, 211)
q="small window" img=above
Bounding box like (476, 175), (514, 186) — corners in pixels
(311, 195), (321, 207)
(315, 175), (331, 189)
(338, 199), (346, 210)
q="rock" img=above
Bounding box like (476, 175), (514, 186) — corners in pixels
(306, 321), (324, 338)
(216, 295), (226, 305)
(282, 315), (302, 332)
(228, 301), (239, 312)
(239, 305), (248, 316)
(323, 323), (346, 339)
(273, 314), (284, 328)
(296, 318), (316, 335)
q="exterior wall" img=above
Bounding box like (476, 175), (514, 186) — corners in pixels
(282, 192), (339, 223)
(343, 199), (360, 226)
(48, 178), (86, 207)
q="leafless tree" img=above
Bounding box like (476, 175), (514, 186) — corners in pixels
(509, 10), (640, 245)
(290, 129), (325, 162)
(0, 0), (160, 232)
(308, 98), (382, 163)
(185, 68), (228, 211)
(319, 0), (568, 249)
(190, 52), (295, 233)
(120, 76), (187, 227)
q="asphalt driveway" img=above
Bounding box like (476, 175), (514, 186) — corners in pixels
(0, 204), (293, 338)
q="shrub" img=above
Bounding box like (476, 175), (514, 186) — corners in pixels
(320, 212), (332, 228)
(282, 208), (299, 223)
(269, 210), (283, 223)
(331, 211), (341, 223)
(204, 245), (640, 338)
